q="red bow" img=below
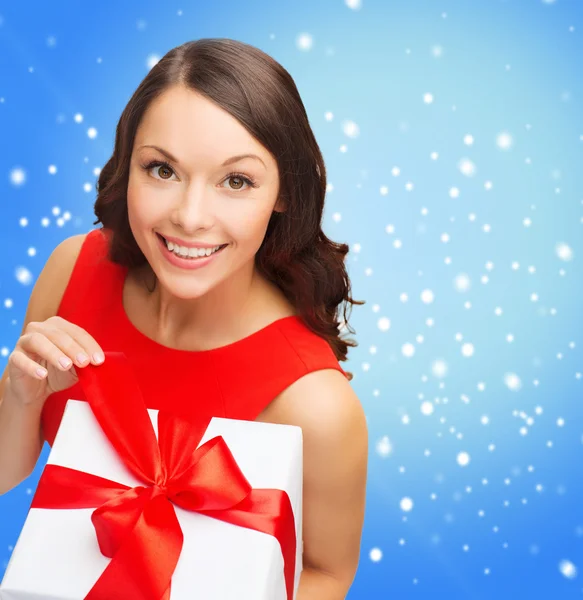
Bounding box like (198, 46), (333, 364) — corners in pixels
(31, 352), (297, 600)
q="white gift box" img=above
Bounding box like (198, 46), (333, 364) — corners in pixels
(0, 400), (303, 600)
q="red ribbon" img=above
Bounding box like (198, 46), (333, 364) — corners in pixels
(31, 352), (297, 600)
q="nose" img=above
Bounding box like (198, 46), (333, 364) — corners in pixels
(170, 183), (214, 233)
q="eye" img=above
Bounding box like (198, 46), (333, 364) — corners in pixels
(141, 160), (177, 181)
(140, 160), (258, 191)
(221, 172), (258, 192)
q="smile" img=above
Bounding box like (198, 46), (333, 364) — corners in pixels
(156, 233), (228, 270)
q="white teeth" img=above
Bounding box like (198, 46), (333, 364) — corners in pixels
(164, 237), (222, 259)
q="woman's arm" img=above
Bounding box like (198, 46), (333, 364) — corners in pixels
(296, 566), (353, 599)
(271, 369), (369, 598)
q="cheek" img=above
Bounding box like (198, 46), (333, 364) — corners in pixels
(127, 180), (167, 223)
(230, 206), (273, 244)
(126, 178), (145, 218)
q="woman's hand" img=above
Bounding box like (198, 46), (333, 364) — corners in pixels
(7, 316), (105, 406)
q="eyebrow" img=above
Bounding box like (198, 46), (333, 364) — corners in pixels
(138, 144), (266, 169)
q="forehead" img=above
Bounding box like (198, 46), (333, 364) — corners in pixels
(135, 85), (271, 165)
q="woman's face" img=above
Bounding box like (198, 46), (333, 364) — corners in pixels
(126, 85), (283, 300)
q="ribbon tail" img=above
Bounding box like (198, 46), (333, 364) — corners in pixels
(77, 352), (163, 484)
(91, 486), (154, 558)
(84, 494), (183, 600)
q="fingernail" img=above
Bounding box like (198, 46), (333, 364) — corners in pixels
(76, 353), (89, 364)
(59, 356), (72, 368)
(92, 352), (105, 364)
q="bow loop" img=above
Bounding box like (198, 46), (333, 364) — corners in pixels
(166, 436), (252, 512)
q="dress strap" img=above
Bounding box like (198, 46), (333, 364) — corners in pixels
(216, 317), (349, 421)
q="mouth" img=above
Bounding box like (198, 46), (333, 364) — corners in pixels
(156, 233), (228, 259)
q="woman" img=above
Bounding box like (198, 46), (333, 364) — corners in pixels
(0, 38), (368, 598)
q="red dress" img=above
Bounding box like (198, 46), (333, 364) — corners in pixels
(41, 228), (348, 447)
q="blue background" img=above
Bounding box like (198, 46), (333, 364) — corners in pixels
(1, 0), (582, 597)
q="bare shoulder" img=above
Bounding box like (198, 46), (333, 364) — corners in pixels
(258, 369), (367, 456)
(259, 368), (368, 503)
(0, 232), (89, 397)
(38, 232), (89, 317)
(266, 369), (367, 440)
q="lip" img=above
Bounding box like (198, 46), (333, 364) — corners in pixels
(157, 233), (227, 270)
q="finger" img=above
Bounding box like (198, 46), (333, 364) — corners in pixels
(18, 331), (78, 372)
(9, 348), (49, 380)
(37, 325), (96, 368)
(46, 317), (105, 364)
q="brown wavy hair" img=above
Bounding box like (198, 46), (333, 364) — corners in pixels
(93, 37), (364, 380)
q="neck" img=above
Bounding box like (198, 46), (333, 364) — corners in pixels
(140, 260), (269, 350)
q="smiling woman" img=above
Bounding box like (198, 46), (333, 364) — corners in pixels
(91, 38), (368, 598)
(93, 39), (364, 372)
(0, 37), (367, 600)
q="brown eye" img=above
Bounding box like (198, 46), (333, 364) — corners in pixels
(141, 160), (177, 181)
(221, 173), (256, 192)
(157, 165), (174, 179)
(228, 176), (245, 190)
